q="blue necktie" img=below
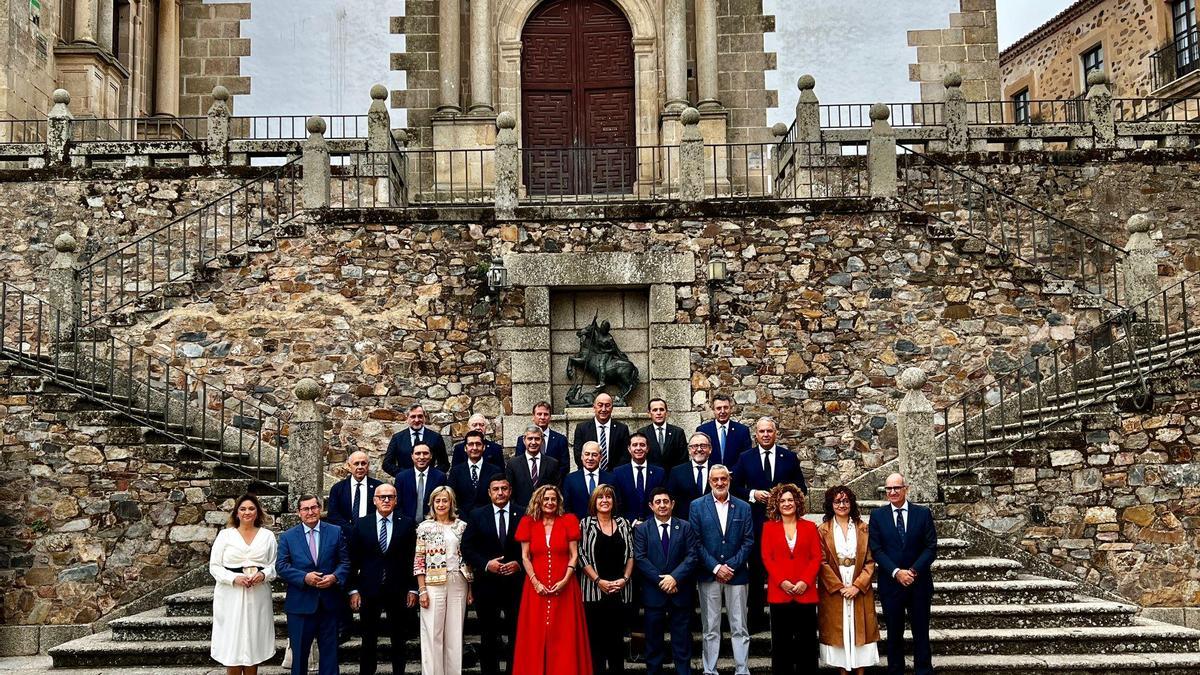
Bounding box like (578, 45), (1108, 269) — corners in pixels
(719, 425), (727, 461)
(588, 472), (597, 494)
(636, 465), (645, 495)
(379, 517), (389, 553)
(660, 523), (671, 558)
(352, 482), (362, 522)
(695, 465), (704, 494)
(895, 508), (907, 543)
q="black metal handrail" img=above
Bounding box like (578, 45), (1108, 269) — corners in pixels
(229, 115), (368, 140)
(939, 272), (1200, 483)
(729, 140), (868, 199)
(0, 118), (49, 145)
(897, 145), (1127, 308)
(820, 102), (945, 129)
(0, 282), (285, 485)
(330, 150), (411, 208)
(966, 97), (1087, 125)
(77, 158), (302, 324)
(1150, 27), (1200, 91)
(70, 116), (207, 142)
(521, 145), (679, 204)
(1113, 96), (1200, 122)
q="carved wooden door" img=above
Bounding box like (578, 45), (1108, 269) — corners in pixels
(522, 0), (635, 195)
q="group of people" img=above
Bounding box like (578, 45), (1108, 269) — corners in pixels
(208, 395), (938, 675)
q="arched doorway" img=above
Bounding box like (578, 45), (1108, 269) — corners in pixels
(521, 0), (635, 195)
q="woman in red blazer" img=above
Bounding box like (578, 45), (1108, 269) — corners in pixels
(761, 482), (822, 674)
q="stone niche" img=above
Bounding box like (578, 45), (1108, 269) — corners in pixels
(499, 251), (705, 470)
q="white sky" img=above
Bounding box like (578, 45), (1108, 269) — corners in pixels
(229, 0), (1080, 125)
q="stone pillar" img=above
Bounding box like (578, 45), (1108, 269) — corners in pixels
(679, 107), (705, 202)
(794, 75), (820, 144)
(48, 233), (82, 341)
(695, 0), (719, 109)
(943, 72), (968, 153)
(468, 0), (494, 113)
(302, 116), (331, 209)
(206, 86), (230, 166)
(154, 0), (180, 117)
(868, 103), (897, 198)
(664, 0), (687, 111)
(1086, 70), (1115, 149)
(367, 84), (391, 153)
(74, 0), (98, 43)
(437, 0), (462, 114)
(287, 379), (326, 510)
(897, 367), (938, 504)
(494, 112), (519, 219)
(47, 89), (73, 166)
(97, 0), (115, 53)
(1123, 213), (1162, 321)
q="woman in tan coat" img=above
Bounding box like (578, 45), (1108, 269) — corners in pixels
(817, 485), (881, 674)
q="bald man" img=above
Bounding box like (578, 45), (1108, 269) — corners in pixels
(451, 413), (505, 466)
(327, 451), (384, 530)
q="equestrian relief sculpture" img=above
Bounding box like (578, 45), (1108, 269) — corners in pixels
(565, 314), (640, 407)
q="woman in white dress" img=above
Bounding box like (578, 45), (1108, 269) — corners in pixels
(816, 486), (881, 675)
(414, 485), (472, 675)
(209, 493), (278, 674)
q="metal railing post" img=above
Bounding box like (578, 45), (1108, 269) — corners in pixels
(494, 112), (519, 219)
(1086, 70), (1116, 149)
(679, 107), (705, 202)
(47, 89), (73, 166)
(868, 103), (897, 198)
(206, 86), (230, 166)
(288, 378), (326, 510)
(302, 116), (331, 209)
(943, 72), (968, 152)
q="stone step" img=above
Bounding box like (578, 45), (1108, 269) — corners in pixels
(931, 556), (1023, 582)
(915, 577), (1078, 605)
(897, 621), (1200, 657)
(927, 652), (1200, 674)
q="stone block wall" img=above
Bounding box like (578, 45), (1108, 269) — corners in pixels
(179, 0), (251, 116)
(390, 4), (439, 147)
(716, 0), (777, 142)
(0, 0), (61, 123)
(908, 0), (1001, 103)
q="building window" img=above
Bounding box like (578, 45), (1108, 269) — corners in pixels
(1012, 88), (1030, 124)
(1081, 44), (1105, 81)
(1174, 0), (1198, 73)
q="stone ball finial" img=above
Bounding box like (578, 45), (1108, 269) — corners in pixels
(306, 116), (326, 135)
(869, 103), (891, 122)
(771, 122), (789, 138)
(680, 107), (701, 126)
(1126, 213), (1152, 234)
(1086, 70), (1109, 86)
(211, 85), (230, 102)
(496, 111), (516, 130)
(295, 378), (321, 401)
(797, 74), (816, 91)
(943, 72), (963, 88)
(392, 128), (409, 143)
(898, 367), (927, 391)
(52, 89), (71, 105)
(370, 84), (388, 101)
(54, 232), (78, 253)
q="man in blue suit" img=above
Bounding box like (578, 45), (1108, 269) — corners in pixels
(696, 394), (753, 467)
(613, 433), (666, 522)
(383, 403), (450, 476)
(870, 473), (938, 675)
(633, 487), (699, 675)
(689, 465), (755, 675)
(396, 444), (447, 522)
(447, 431), (502, 514)
(450, 413), (505, 466)
(515, 400), (571, 480)
(276, 494), (351, 675)
(732, 416), (808, 631)
(326, 450), (383, 530)
(562, 441), (614, 519)
(666, 432), (715, 519)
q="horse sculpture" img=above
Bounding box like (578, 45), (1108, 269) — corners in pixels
(565, 315), (640, 407)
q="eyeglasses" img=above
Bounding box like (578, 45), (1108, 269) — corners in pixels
(832, 499), (851, 505)
(883, 486), (907, 492)
(687, 443), (710, 449)
(376, 495), (396, 501)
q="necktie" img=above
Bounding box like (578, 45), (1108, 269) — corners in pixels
(599, 425), (608, 468)
(719, 425), (727, 460)
(471, 463), (479, 486)
(762, 450), (772, 480)
(414, 429), (422, 445)
(379, 517), (389, 553)
(498, 508), (507, 542)
(588, 472), (596, 494)
(306, 528), (318, 563)
(896, 508), (907, 542)
(352, 482), (362, 521)
(636, 465), (645, 496)
(530, 456), (539, 483)
(695, 464), (704, 493)
(415, 472), (426, 520)
(660, 522), (671, 558)
(657, 426), (665, 450)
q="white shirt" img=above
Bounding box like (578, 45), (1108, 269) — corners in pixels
(751, 446), (776, 501)
(585, 470), (600, 491)
(890, 501), (910, 579)
(351, 479), (369, 518)
(692, 463), (708, 490)
(410, 426), (425, 443)
(594, 419), (610, 441)
(713, 495), (730, 534)
(466, 458), (484, 478)
(631, 461), (649, 473)
(526, 452), (541, 475)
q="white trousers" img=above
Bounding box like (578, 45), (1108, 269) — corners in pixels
(420, 571), (468, 675)
(698, 580), (750, 675)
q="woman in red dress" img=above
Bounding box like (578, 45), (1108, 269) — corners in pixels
(513, 484), (593, 675)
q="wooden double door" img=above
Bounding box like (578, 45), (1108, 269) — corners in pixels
(521, 0), (636, 195)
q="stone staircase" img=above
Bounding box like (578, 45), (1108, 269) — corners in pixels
(46, 517), (1200, 673)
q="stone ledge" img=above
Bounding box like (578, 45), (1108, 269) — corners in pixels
(505, 252), (696, 287)
(496, 327), (548, 351)
(650, 323), (707, 347)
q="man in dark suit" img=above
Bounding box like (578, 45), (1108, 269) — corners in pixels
(462, 474), (525, 675)
(638, 397), (688, 472)
(696, 394), (753, 468)
(326, 450), (383, 530)
(666, 432), (715, 519)
(562, 441), (614, 519)
(732, 416), (808, 631)
(276, 495), (351, 675)
(613, 433), (666, 522)
(572, 392), (631, 471)
(346, 484), (417, 675)
(870, 473), (938, 675)
(516, 400), (570, 481)
(395, 444), (447, 522)
(633, 487), (699, 675)
(451, 413), (505, 466)
(383, 403), (450, 476)
(505, 425), (561, 511)
(448, 430), (503, 514)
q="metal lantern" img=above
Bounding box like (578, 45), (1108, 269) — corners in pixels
(487, 257), (509, 291)
(707, 254), (728, 284)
